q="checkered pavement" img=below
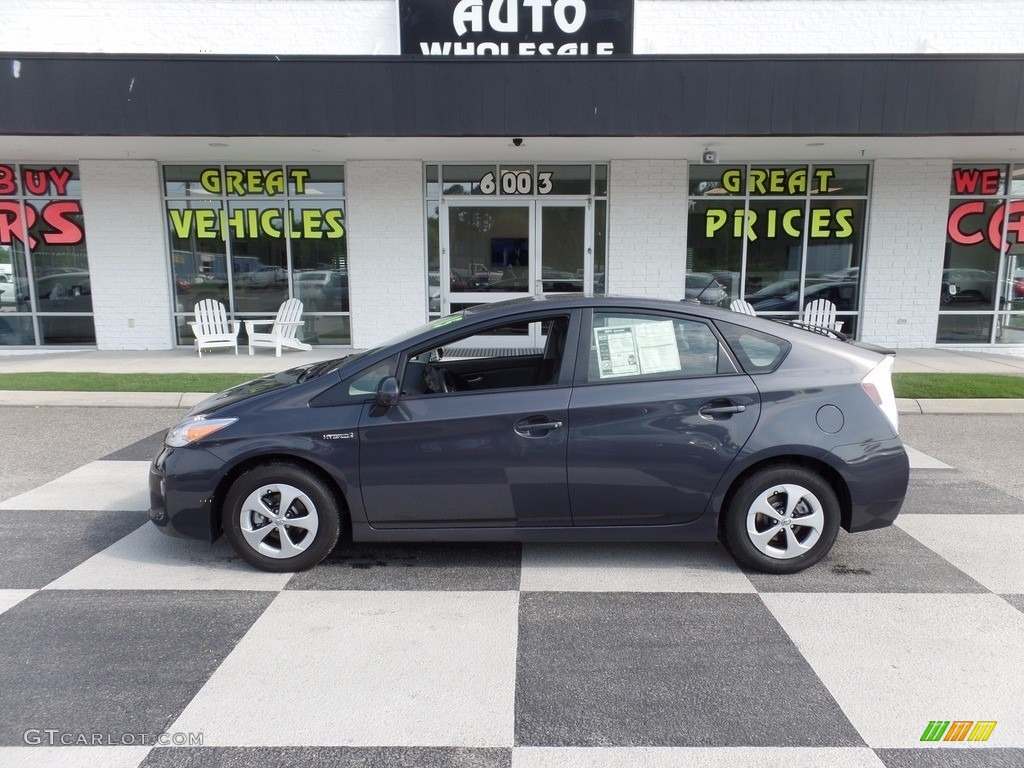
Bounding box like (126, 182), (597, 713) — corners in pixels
(0, 431), (1022, 768)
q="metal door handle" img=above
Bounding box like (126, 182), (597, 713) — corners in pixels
(514, 419), (564, 436)
(699, 404), (746, 417)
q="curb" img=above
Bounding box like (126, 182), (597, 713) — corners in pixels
(896, 397), (1024, 415)
(3, 390), (1024, 415)
(0, 391), (212, 408)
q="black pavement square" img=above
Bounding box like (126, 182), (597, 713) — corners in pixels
(0, 590), (276, 746)
(0, 510), (145, 589)
(141, 747), (512, 768)
(1002, 594), (1024, 616)
(747, 526), (989, 594)
(876, 748), (1024, 767)
(903, 471), (1024, 515)
(101, 430), (168, 462)
(287, 542), (522, 591)
(514, 592), (863, 748)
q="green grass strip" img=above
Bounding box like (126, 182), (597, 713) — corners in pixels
(893, 373), (1024, 399)
(0, 372), (255, 393)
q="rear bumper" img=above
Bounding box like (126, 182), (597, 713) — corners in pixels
(829, 436), (910, 532)
(148, 446), (221, 541)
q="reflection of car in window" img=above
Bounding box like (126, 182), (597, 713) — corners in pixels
(684, 273), (730, 307)
(237, 266), (287, 286)
(942, 268), (995, 303)
(746, 279), (801, 307)
(751, 281), (857, 313)
(294, 270), (348, 311)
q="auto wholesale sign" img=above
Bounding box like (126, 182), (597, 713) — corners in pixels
(399, 0), (633, 57)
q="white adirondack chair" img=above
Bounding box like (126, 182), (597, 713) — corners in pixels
(245, 298), (313, 357)
(803, 298), (843, 333)
(729, 299), (756, 315)
(188, 299), (240, 357)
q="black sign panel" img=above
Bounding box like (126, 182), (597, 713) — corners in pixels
(399, 0), (634, 57)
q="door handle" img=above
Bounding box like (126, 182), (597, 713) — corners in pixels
(514, 418), (564, 437)
(699, 403), (746, 418)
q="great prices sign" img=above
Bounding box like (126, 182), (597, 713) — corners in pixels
(947, 167), (1022, 251)
(0, 165), (85, 249)
(399, 0), (633, 56)
(701, 167), (857, 241)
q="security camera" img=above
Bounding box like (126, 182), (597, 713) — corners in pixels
(512, 137), (524, 147)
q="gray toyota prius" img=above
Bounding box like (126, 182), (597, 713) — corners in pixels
(149, 295), (909, 575)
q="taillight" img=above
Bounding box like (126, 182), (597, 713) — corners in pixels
(861, 355), (899, 434)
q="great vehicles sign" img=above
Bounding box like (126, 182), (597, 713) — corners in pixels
(399, 0), (633, 57)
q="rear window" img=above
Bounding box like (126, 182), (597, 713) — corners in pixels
(715, 320), (790, 374)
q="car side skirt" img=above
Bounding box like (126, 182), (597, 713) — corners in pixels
(350, 517), (719, 543)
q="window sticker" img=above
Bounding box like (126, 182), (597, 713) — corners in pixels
(594, 320), (681, 379)
(634, 320), (682, 374)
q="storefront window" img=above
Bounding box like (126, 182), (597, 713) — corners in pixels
(0, 163), (93, 346)
(165, 164), (348, 346)
(941, 164), (1024, 344)
(687, 163), (869, 337)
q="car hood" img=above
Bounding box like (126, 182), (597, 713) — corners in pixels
(186, 357), (351, 416)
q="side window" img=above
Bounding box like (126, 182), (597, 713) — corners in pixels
(715, 320), (791, 373)
(401, 314), (572, 396)
(586, 312), (720, 383)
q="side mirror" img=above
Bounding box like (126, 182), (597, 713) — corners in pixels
(375, 376), (400, 408)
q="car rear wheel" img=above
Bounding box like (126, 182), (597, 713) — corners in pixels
(223, 463), (341, 572)
(723, 465), (840, 574)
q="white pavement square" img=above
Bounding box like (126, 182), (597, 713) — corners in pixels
(43, 524), (293, 592)
(520, 542), (755, 593)
(760, 593), (1024, 748)
(0, 461), (151, 511)
(169, 590), (520, 747)
(896, 514), (1024, 594)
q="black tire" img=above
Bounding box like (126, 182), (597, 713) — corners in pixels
(722, 465), (840, 574)
(223, 462), (341, 573)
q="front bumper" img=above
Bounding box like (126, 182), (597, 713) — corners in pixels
(830, 436), (910, 532)
(148, 446), (222, 541)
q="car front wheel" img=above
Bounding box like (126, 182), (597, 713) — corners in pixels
(223, 463), (341, 572)
(723, 465), (840, 574)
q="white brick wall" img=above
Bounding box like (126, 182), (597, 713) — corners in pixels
(608, 159), (688, 300)
(860, 159), (950, 348)
(1, 1), (397, 54)
(3, 0), (1015, 55)
(79, 160), (175, 349)
(345, 161), (426, 348)
(636, 1), (1021, 54)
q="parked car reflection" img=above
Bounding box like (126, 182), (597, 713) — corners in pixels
(684, 273), (730, 307)
(295, 270), (349, 311)
(750, 281), (857, 313)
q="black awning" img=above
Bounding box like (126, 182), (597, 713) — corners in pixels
(3, 53), (1023, 138)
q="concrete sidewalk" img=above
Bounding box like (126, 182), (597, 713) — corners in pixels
(1, 346), (1024, 413)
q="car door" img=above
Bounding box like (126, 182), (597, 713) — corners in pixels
(358, 312), (577, 529)
(567, 309), (760, 527)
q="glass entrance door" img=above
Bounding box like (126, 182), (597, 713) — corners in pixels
(538, 202), (587, 295)
(445, 202), (532, 314)
(442, 200), (590, 314)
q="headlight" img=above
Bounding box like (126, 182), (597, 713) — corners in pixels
(165, 416), (238, 447)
